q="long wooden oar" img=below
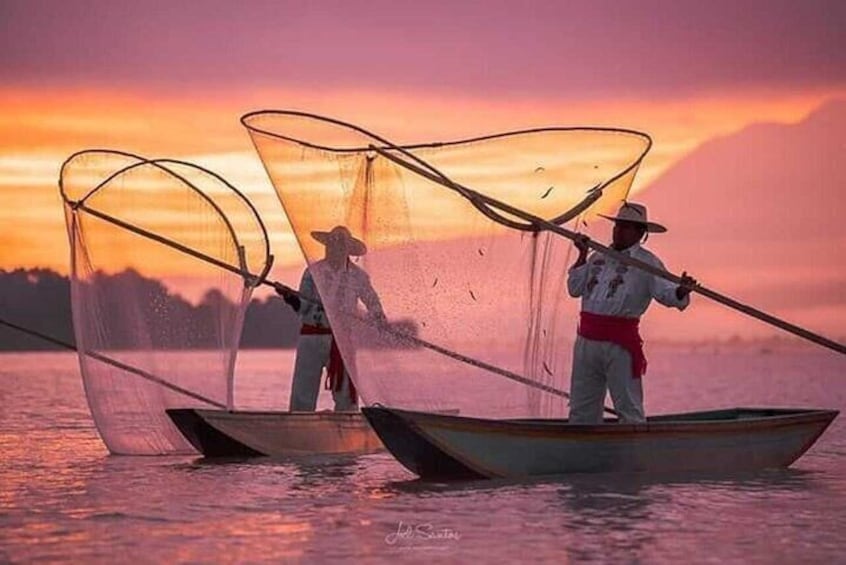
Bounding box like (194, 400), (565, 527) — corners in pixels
(70, 201), (617, 413)
(0, 317), (226, 408)
(372, 146), (846, 357)
(281, 292), (620, 415)
(338, 310), (599, 404)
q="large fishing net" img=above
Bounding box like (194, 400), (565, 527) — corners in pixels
(243, 112), (651, 418)
(59, 150), (272, 454)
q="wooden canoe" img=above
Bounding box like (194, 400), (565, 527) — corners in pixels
(361, 406), (838, 479)
(166, 408), (384, 457)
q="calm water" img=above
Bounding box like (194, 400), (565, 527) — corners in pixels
(1, 347), (845, 564)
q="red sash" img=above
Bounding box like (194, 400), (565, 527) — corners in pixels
(300, 324), (357, 404)
(577, 312), (647, 378)
(300, 324), (332, 336)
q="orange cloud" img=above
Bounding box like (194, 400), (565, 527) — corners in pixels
(1, 85), (841, 281)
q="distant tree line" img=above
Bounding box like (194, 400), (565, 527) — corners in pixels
(0, 269), (76, 350)
(0, 268), (419, 351)
(0, 268), (297, 351)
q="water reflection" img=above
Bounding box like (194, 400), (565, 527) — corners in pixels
(289, 454), (361, 486)
(182, 452), (368, 491)
(553, 479), (657, 564)
(384, 465), (823, 497)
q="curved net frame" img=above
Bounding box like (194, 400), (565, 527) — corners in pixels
(243, 112), (651, 418)
(59, 150), (272, 454)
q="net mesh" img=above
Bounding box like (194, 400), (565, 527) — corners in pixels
(243, 112), (651, 418)
(59, 150), (271, 454)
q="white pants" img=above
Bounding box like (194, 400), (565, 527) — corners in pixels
(569, 336), (645, 424)
(289, 334), (356, 412)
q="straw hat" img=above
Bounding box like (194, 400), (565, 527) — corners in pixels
(598, 202), (667, 233)
(310, 225), (368, 256)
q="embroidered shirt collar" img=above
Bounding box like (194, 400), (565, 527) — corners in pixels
(614, 242), (641, 257)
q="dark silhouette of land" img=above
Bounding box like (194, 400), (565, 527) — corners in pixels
(0, 268), (420, 351)
(0, 269), (76, 350)
(0, 268), (300, 351)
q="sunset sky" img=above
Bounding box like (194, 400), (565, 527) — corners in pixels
(1, 0), (844, 341)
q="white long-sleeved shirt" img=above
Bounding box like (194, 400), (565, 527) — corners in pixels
(567, 243), (689, 318)
(296, 259), (384, 328)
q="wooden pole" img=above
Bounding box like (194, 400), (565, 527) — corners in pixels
(372, 146), (846, 357)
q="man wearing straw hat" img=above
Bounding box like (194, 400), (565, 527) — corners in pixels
(567, 202), (696, 424)
(275, 225), (386, 412)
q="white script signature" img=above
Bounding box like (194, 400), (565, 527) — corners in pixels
(385, 521), (461, 545)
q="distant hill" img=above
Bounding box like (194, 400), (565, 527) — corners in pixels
(646, 98), (845, 245)
(639, 99), (846, 341)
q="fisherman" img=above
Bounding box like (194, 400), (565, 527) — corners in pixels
(567, 202), (697, 424)
(275, 225), (386, 412)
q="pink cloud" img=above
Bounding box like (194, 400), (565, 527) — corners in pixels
(2, 0), (844, 97)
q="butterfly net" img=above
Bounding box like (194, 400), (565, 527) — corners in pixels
(243, 112), (650, 418)
(59, 151), (272, 454)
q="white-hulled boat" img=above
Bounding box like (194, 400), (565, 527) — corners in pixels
(361, 406), (838, 479)
(167, 409), (383, 457)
